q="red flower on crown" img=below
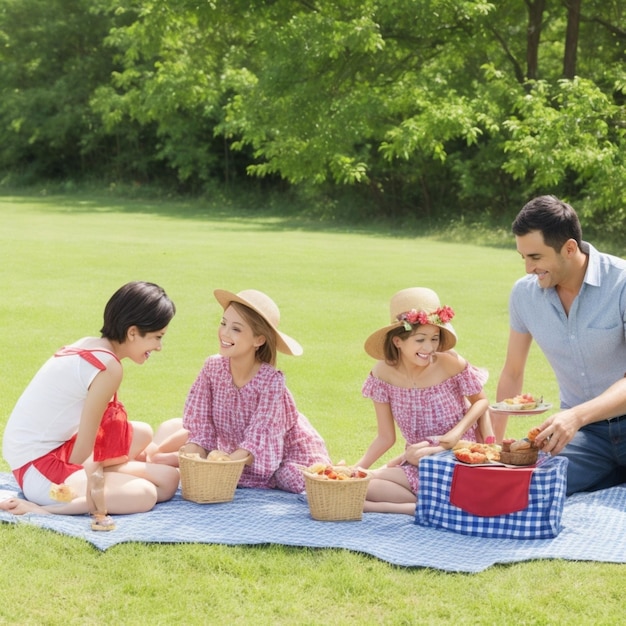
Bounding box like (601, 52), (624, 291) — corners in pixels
(397, 306), (455, 331)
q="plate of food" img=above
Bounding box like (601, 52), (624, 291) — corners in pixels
(489, 394), (552, 415)
(452, 441), (502, 465)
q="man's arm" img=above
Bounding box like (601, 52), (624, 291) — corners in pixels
(536, 376), (626, 454)
(493, 329), (533, 441)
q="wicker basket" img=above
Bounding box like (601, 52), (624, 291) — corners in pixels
(499, 448), (539, 466)
(179, 453), (246, 503)
(303, 471), (371, 521)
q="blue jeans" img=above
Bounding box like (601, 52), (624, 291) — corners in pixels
(561, 417), (626, 496)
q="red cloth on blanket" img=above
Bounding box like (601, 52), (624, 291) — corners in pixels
(450, 464), (534, 517)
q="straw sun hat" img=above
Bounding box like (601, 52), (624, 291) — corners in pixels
(364, 287), (457, 360)
(213, 289), (303, 356)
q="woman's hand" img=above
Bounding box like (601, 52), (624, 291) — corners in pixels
(179, 442), (207, 458)
(402, 441), (442, 465)
(437, 431), (461, 450)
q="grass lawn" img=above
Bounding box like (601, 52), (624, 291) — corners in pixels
(0, 192), (623, 625)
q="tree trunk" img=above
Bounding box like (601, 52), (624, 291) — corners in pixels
(563, 0), (582, 78)
(526, 0), (546, 80)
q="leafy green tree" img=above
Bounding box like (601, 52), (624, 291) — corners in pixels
(0, 0), (118, 178)
(1, 0), (624, 223)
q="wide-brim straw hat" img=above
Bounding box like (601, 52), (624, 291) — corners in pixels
(364, 287), (457, 360)
(214, 289), (303, 356)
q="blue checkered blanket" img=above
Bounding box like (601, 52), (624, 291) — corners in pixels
(1, 472), (625, 573)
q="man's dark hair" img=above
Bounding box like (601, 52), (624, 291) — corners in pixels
(512, 195), (583, 252)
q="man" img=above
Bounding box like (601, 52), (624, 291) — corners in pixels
(495, 195), (626, 495)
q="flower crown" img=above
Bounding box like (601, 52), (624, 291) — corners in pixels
(396, 306), (455, 331)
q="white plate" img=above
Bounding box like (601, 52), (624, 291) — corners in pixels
(454, 460), (504, 467)
(489, 403), (552, 416)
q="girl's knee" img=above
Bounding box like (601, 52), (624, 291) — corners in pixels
(156, 466), (181, 501)
(130, 421), (154, 456)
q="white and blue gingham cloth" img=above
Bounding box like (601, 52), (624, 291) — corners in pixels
(415, 452), (568, 539)
(2, 470), (625, 573)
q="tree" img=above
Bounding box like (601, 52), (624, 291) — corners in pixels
(563, 0), (582, 79)
(0, 0), (118, 178)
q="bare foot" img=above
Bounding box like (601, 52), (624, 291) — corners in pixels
(149, 451), (181, 467)
(0, 497), (50, 516)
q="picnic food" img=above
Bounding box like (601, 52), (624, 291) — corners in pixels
(453, 442), (501, 464)
(49, 483), (75, 502)
(499, 429), (540, 465)
(179, 450), (232, 461)
(501, 393), (539, 410)
(303, 463), (368, 480)
(207, 450), (231, 462)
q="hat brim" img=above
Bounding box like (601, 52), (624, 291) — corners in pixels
(214, 289), (303, 356)
(364, 321), (457, 360)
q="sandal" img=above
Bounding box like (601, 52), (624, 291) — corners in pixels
(91, 512), (116, 531)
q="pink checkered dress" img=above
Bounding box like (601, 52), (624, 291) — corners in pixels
(183, 355), (330, 493)
(362, 362), (488, 492)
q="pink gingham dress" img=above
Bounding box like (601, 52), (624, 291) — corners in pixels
(183, 355), (330, 493)
(362, 362), (488, 493)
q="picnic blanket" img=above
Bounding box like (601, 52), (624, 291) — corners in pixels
(1, 472), (625, 573)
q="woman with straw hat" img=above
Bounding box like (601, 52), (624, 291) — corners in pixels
(355, 287), (493, 514)
(149, 289), (330, 493)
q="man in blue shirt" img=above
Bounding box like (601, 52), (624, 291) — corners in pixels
(495, 195), (626, 495)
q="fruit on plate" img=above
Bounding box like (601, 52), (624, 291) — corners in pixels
(500, 393), (539, 410)
(303, 463), (368, 480)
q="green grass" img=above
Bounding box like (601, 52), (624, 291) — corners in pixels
(0, 192), (622, 625)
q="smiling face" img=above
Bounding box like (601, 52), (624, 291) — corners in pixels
(515, 230), (572, 290)
(218, 305), (266, 360)
(393, 324), (441, 366)
(125, 326), (168, 364)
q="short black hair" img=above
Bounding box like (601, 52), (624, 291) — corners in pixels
(512, 195), (582, 252)
(100, 281), (175, 343)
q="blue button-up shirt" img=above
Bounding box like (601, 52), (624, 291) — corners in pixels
(509, 242), (626, 409)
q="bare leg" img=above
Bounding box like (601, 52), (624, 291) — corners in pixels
(148, 420), (188, 466)
(129, 421), (154, 461)
(0, 469), (90, 516)
(152, 418), (185, 446)
(362, 468), (417, 515)
(109, 460), (179, 504)
(1, 461), (179, 517)
(364, 500), (416, 515)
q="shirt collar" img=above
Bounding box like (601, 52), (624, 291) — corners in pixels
(581, 241), (601, 287)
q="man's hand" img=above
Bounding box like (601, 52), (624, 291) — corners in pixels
(534, 409), (583, 455)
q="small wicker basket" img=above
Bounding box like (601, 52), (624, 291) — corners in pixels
(499, 448), (539, 466)
(303, 470), (371, 521)
(179, 453), (246, 503)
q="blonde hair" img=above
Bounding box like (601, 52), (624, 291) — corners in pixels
(231, 301), (277, 366)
